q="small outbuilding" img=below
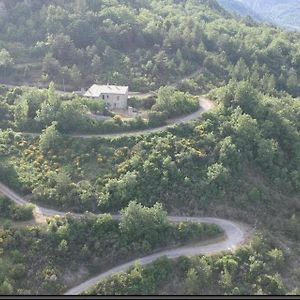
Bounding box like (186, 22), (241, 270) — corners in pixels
(84, 84), (128, 110)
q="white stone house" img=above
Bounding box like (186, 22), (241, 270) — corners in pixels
(84, 84), (128, 109)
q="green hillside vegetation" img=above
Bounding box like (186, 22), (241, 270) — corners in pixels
(85, 234), (292, 295)
(1, 79), (299, 294)
(0, 196), (34, 222)
(1, 81), (299, 221)
(0, 201), (221, 295)
(0, 84), (197, 134)
(0, 0), (300, 296)
(0, 0), (300, 96)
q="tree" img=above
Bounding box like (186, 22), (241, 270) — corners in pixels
(0, 49), (14, 77)
(153, 86), (198, 117)
(188, 256), (213, 293)
(51, 170), (72, 195)
(267, 249), (284, 270)
(287, 68), (299, 95)
(185, 268), (199, 295)
(9, 204), (34, 221)
(119, 201), (169, 247)
(233, 81), (259, 115)
(232, 58), (250, 81)
(20, 89), (47, 119)
(42, 54), (62, 81)
(0, 280), (13, 295)
(39, 122), (62, 154)
(70, 65), (82, 86)
(261, 74), (276, 93)
(14, 99), (29, 130)
(218, 269), (233, 292)
(48, 34), (77, 65)
(99, 171), (139, 210)
(218, 136), (241, 171)
(36, 83), (60, 126)
(207, 163), (229, 187)
(258, 273), (286, 295)
(256, 139), (278, 170)
(56, 99), (87, 132)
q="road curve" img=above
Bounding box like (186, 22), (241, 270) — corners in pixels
(0, 182), (251, 295)
(65, 217), (248, 295)
(19, 97), (214, 139)
(0, 182), (66, 217)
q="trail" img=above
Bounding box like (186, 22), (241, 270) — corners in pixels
(0, 92), (250, 295)
(18, 97), (214, 139)
(0, 182), (251, 296)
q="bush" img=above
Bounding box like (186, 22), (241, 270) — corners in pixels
(128, 96), (156, 110)
(153, 86), (199, 118)
(177, 222), (222, 244)
(148, 111), (167, 127)
(9, 204), (34, 221)
(39, 122), (62, 154)
(119, 201), (170, 248)
(127, 116), (147, 130)
(102, 119), (120, 132)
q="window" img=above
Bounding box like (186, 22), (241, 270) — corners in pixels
(107, 95), (109, 99)
(102, 95), (105, 100)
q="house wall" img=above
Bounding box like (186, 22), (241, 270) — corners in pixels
(100, 92), (128, 109)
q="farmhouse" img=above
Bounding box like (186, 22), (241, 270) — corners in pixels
(84, 84), (128, 109)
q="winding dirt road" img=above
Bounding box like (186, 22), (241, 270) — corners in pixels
(0, 95), (251, 295)
(19, 97), (214, 139)
(0, 182), (251, 295)
(65, 217), (248, 295)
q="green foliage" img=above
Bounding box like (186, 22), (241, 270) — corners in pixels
(0, 1), (300, 296)
(119, 201), (169, 247)
(128, 96), (156, 110)
(87, 234), (290, 296)
(0, 207), (220, 295)
(1, 84), (191, 134)
(0, 49), (13, 66)
(0, 196), (34, 221)
(148, 111), (167, 127)
(285, 214), (300, 240)
(2, 0), (300, 95)
(39, 122), (62, 154)
(14, 99), (28, 130)
(0, 280), (13, 295)
(153, 86), (198, 117)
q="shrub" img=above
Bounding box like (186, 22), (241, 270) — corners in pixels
(148, 111), (167, 127)
(9, 204), (34, 221)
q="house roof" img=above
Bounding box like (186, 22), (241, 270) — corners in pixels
(84, 84), (129, 97)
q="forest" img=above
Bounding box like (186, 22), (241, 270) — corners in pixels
(0, 0), (300, 96)
(0, 83), (198, 134)
(0, 0), (300, 296)
(85, 234), (290, 295)
(0, 200), (220, 294)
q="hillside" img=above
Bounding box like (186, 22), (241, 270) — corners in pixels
(0, 0), (300, 96)
(217, 0), (300, 30)
(0, 0), (300, 296)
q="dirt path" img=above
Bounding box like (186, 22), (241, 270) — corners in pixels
(18, 97), (214, 139)
(0, 182), (251, 295)
(65, 217), (250, 295)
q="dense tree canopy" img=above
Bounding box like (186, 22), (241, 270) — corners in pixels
(0, 0), (300, 296)
(0, 0), (300, 95)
